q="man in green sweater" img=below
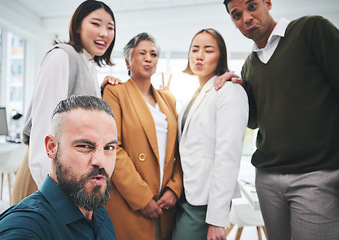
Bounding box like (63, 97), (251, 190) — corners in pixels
(222, 0), (339, 239)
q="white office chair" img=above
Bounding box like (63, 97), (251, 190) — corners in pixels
(226, 198), (268, 240)
(0, 144), (27, 204)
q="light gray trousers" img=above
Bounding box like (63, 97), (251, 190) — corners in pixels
(256, 168), (339, 240)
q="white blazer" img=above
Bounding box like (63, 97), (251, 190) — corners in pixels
(178, 76), (249, 227)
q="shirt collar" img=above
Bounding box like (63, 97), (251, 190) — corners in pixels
(40, 176), (85, 224)
(253, 18), (290, 52)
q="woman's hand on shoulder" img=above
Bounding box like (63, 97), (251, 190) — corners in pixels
(214, 71), (243, 91)
(100, 75), (122, 90)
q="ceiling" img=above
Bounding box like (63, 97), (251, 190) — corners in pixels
(9, 0), (339, 21)
(1, 0), (339, 54)
(11, 0), (223, 17)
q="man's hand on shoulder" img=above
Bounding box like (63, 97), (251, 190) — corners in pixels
(214, 71), (244, 91)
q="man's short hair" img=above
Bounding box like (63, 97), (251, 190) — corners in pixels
(52, 95), (114, 138)
(223, 0), (265, 13)
(223, 0), (232, 13)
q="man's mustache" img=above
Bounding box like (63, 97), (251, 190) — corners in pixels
(85, 166), (109, 180)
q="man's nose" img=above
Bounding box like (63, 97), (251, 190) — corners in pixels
(92, 150), (106, 168)
(243, 11), (253, 23)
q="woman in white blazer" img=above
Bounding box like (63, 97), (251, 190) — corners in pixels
(172, 28), (249, 240)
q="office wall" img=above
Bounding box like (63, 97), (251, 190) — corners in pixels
(41, 2), (339, 54)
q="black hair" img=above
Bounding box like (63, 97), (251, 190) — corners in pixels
(68, 0), (116, 66)
(183, 28), (229, 76)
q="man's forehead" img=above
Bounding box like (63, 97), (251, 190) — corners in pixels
(61, 109), (116, 135)
(229, 0), (254, 9)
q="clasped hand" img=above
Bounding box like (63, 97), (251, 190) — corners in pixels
(139, 189), (177, 219)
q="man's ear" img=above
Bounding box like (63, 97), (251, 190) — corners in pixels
(45, 134), (58, 159)
(264, 0), (272, 10)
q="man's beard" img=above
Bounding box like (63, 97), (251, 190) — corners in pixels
(55, 150), (111, 211)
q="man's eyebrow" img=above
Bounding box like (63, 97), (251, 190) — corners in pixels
(245, 0), (255, 5)
(230, 0), (255, 15)
(230, 7), (238, 16)
(108, 140), (119, 145)
(71, 139), (118, 146)
(72, 139), (95, 146)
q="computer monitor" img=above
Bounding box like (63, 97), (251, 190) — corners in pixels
(0, 107), (9, 136)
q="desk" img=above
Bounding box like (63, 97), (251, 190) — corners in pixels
(0, 143), (23, 167)
(0, 142), (25, 168)
(238, 156), (260, 211)
(0, 142), (23, 153)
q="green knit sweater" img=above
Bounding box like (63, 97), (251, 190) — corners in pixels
(242, 16), (339, 173)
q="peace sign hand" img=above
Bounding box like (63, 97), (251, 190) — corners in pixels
(160, 72), (172, 91)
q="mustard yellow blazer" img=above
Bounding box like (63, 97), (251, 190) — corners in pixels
(103, 79), (182, 240)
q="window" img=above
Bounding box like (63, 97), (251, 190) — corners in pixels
(4, 32), (26, 138)
(7, 33), (25, 113)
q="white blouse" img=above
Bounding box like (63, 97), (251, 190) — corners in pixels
(29, 48), (99, 188)
(146, 102), (168, 192)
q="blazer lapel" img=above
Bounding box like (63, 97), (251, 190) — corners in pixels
(181, 77), (216, 139)
(178, 98), (191, 139)
(125, 79), (159, 160)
